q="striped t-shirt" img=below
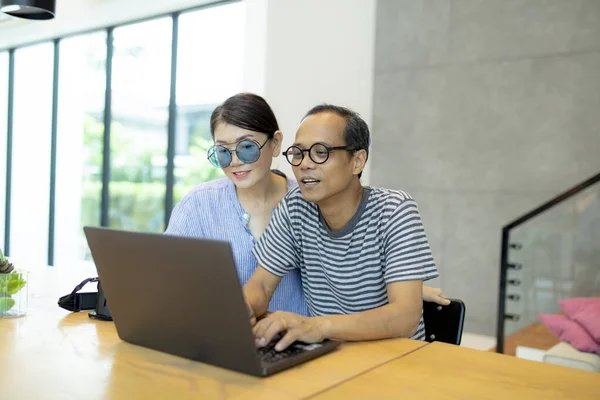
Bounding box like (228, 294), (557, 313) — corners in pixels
(252, 186), (439, 340)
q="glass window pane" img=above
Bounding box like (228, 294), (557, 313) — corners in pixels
(111, 18), (172, 232)
(10, 43), (53, 265)
(174, 2), (245, 204)
(503, 183), (600, 340)
(55, 33), (107, 266)
(0, 52), (8, 249)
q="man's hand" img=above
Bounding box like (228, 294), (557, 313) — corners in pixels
(253, 311), (328, 352)
(423, 286), (450, 306)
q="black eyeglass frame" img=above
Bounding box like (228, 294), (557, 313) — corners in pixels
(282, 142), (355, 166)
(207, 137), (270, 168)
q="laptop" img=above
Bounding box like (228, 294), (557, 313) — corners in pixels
(83, 226), (341, 377)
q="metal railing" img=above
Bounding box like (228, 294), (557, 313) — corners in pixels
(496, 171), (600, 353)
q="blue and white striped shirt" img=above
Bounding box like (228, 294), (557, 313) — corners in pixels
(165, 176), (309, 316)
(253, 186), (439, 340)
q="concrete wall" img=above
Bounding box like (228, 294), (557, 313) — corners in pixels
(372, 0), (600, 335)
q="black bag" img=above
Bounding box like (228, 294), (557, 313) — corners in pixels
(57, 277), (112, 321)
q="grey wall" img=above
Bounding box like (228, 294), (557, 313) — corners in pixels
(372, 0), (600, 336)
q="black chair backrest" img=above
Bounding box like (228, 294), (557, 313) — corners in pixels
(423, 299), (466, 345)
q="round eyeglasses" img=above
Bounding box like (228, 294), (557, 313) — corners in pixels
(282, 143), (354, 166)
(207, 138), (270, 168)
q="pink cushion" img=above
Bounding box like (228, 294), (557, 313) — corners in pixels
(559, 297), (600, 316)
(559, 297), (600, 343)
(572, 304), (600, 343)
(538, 314), (600, 356)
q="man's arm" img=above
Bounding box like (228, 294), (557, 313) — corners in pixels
(320, 280), (423, 341)
(254, 280), (423, 351)
(243, 266), (282, 322)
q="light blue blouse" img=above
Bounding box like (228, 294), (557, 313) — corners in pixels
(165, 175), (308, 316)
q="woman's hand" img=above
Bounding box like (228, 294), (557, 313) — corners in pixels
(423, 286), (450, 306)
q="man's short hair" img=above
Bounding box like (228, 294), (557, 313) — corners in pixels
(303, 104), (370, 178)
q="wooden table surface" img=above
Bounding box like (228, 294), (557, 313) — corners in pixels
(2, 264), (599, 399)
(312, 341), (600, 400)
(0, 264), (426, 400)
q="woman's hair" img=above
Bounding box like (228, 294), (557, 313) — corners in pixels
(210, 93), (279, 138)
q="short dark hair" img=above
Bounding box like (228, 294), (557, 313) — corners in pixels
(303, 104), (370, 178)
(210, 93), (279, 138)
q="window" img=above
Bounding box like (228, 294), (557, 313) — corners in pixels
(0, 52), (7, 249)
(54, 33), (107, 265)
(10, 44), (53, 265)
(0, 1), (247, 265)
(110, 18), (172, 232)
(174, 2), (245, 203)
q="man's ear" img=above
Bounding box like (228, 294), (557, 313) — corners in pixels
(272, 130), (284, 156)
(352, 149), (367, 176)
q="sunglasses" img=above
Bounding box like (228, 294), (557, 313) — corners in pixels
(282, 143), (355, 166)
(207, 138), (270, 168)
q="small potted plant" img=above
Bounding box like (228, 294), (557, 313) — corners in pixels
(0, 248), (28, 317)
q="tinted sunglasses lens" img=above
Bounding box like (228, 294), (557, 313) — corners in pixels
(208, 146), (231, 168)
(236, 140), (261, 164)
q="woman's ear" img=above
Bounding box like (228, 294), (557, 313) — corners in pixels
(272, 130), (284, 156)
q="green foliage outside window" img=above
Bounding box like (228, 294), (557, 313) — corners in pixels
(80, 114), (223, 234)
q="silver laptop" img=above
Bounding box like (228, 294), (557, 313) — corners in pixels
(83, 226), (340, 377)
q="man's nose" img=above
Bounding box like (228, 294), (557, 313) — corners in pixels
(299, 153), (316, 170)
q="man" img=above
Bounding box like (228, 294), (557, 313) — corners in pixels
(243, 104), (439, 351)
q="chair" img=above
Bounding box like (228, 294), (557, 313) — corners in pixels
(423, 299), (466, 345)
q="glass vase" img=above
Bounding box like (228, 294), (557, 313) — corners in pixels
(0, 269), (28, 318)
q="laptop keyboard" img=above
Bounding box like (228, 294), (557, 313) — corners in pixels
(258, 341), (306, 363)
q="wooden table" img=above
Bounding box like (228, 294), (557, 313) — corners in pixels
(312, 341), (600, 400)
(0, 264), (426, 400)
(1, 264), (599, 399)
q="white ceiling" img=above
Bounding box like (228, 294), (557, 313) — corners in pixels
(0, 0), (217, 50)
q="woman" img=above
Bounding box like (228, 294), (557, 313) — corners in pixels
(166, 93), (448, 315)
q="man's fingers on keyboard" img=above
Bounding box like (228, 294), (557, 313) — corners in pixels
(253, 318), (274, 347)
(275, 329), (299, 352)
(258, 318), (287, 348)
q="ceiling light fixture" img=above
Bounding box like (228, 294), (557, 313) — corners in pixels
(0, 0), (55, 20)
